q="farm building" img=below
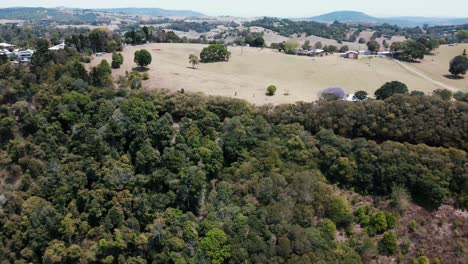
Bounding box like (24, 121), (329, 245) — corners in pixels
(342, 51), (359, 59)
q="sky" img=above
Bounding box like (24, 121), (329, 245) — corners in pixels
(1, 0), (467, 18)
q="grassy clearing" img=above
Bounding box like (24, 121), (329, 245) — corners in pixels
(89, 43), (467, 105)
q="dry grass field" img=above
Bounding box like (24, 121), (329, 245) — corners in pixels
(89, 43), (468, 105)
(403, 44), (468, 91)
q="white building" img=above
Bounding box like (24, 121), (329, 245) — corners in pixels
(0, 43), (15, 48)
(16, 49), (34, 62)
(49, 42), (66, 51)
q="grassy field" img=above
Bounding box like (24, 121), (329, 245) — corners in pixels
(89, 43), (468, 105)
(403, 44), (468, 91)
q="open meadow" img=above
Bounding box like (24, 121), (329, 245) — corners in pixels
(89, 43), (468, 105)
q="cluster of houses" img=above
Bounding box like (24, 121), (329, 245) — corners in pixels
(0, 42), (66, 63)
(295, 48), (325, 56)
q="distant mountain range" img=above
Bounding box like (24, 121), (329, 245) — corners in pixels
(304, 11), (468, 27)
(0, 7), (205, 21)
(94, 8), (205, 17)
(0, 7), (97, 21)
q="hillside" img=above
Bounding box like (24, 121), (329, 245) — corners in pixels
(305, 10), (468, 27)
(96, 7), (205, 17)
(307, 11), (380, 24)
(0, 7), (97, 22)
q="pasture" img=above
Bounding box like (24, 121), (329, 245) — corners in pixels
(89, 43), (468, 105)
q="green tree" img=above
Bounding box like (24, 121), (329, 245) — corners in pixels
(456, 30), (468, 42)
(200, 44), (231, 62)
(91, 59), (113, 87)
(112, 52), (124, 69)
(283, 39), (300, 54)
(375, 81), (408, 100)
(433, 89), (453, 101)
(31, 38), (50, 68)
(378, 232), (398, 255)
(339, 45), (349, 53)
(315, 41), (323, 49)
(353, 91), (368, 101)
(134, 49), (152, 68)
(449, 55), (468, 76)
(200, 228), (231, 264)
(189, 54), (200, 69)
(267, 85), (277, 96)
(367, 40), (380, 52)
(302, 40), (311, 50)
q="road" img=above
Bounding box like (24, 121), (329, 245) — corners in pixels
(393, 59), (459, 92)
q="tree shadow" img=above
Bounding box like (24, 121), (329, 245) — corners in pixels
(132, 67), (149, 72)
(443, 74), (465, 80)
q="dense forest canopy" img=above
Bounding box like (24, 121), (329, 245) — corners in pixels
(0, 25), (467, 264)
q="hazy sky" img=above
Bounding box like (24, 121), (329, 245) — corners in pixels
(2, 0), (467, 18)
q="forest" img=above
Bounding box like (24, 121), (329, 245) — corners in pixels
(0, 31), (467, 264)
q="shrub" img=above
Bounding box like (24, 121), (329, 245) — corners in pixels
(142, 72), (149, 80)
(267, 85), (277, 96)
(112, 52), (124, 69)
(433, 89), (453, 101)
(449, 55), (468, 76)
(408, 220), (417, 232)
(200, 44), (230, 63)
(134, 49), (152, 68)
(353, 91), (368, 101)
(375, 81), (408, 100)
(378, 232), (398, 255)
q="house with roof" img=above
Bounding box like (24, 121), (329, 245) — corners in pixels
(16, 49), (34, 63)
(342, 51), (359, 59)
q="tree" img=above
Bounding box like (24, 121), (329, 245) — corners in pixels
(200, 228), (231, 264)
(433, 89), (453, 101)
(111, 52), (124, 69)
(267, 85), (277, 96)
(31, 38), (50, 68)
(358, 38), (366, 44)
(353, 91), (368, 101)
(375, 81), (408, 100)
(91, 59), (113, 87)
(456, 30), (468, 43)
(315, 41), (323, 49)
(283, 39), (300, 54)
(449, 55), (468, 76)
(417, 36), (439, 54)
(188, 54), (200, 69)
(383, 40), (389, 49)
(339, 45), (349, 53)
(200, 44), (231, 62)
(367, 40), (380, 53)
(378, 232), (398, 255)
(391, 40), (426, 61)
(134, 49), (152, 68)
(302, 40), (311, 50)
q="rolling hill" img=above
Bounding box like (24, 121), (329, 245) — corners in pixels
(0, 7), (97, 21)
(305, 10), (468, 27)
(95, 8), (205, 17)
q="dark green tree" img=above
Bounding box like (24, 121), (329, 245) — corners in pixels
(449, 55), (468, 76)
(374, 81), (408, 100)
(134, 49), (152, 68)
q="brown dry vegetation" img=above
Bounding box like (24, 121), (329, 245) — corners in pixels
(344, 190), (468, 264)
(89, 43), (467, 105)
